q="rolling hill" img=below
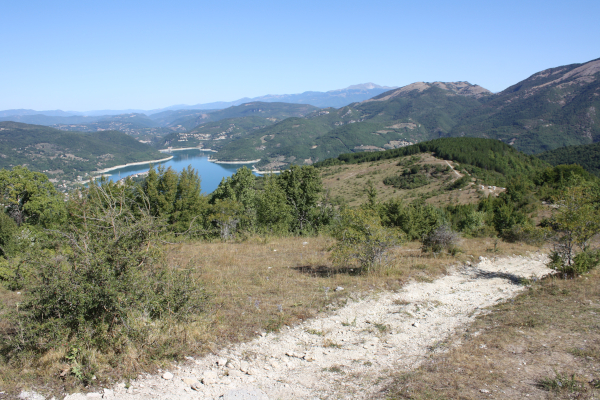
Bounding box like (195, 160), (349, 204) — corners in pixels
(316, 137), (549, 186)
(213, 81), (492, 168)
(317, 137), (550, 207)
(160, 102), (321, 150)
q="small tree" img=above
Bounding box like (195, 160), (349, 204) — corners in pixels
(211, 166), (256, 231)
(331, 208), (400, 272)
(548, 185), (600, 273)
(255, 173), (292, 234)
(0, 166), (66, 227)
(278, 165), (323, 233)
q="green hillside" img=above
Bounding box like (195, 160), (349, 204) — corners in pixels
(215, 59), (600, 168)
(214, 83), (491, 168)
(537, 142), (600, 176)
(0, 122), (165, 184)
(161, 116), (277, 150)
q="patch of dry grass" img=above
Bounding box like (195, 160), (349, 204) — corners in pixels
(384, 267), (600, 399)
(165, 236), (540, 350)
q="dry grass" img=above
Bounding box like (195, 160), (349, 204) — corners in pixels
(165, 235), (540, 351)
(383, 267), (600, 399)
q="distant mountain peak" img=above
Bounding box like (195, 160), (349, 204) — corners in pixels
(334, 83), (397, 91)
(363, 81), (492, 103)
(326, 82), (398, 93)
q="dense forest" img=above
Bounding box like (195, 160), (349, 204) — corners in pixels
(538, 142), (600, 176)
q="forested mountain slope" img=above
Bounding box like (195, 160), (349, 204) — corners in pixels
(213, 82), (492, 168)
(450, 58), (600, 153)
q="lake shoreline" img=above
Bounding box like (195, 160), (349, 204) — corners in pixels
(159, 147), (217, 153)
(252, 166), (281, 174)
(208, 158), (262, 165)
(93, 156), (174, 174)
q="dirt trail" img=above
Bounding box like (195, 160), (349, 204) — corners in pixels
(62, 254), (552, 400)
(445, 160), (463, 178)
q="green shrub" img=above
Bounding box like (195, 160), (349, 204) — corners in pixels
(446, 175), (470, 190)
(331, 208), (401, 272)
(549, 249), (600, 275)
(2, 183), (208, 363)
(502, 224), (550, 246)
(383, 173), (430, 189)
(381, 199), (444, 241)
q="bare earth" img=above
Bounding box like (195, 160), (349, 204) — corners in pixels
(62, 254), (552, 400)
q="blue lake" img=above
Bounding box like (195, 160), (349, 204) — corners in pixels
(104, 149), (257, 194)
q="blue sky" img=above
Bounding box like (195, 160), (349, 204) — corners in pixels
(1, 0), (598, 111)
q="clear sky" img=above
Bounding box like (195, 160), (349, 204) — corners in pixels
(1, 0), (598, 111)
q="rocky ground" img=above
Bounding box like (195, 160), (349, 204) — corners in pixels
(22, 253), (552, 400)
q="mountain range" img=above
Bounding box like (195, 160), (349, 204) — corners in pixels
(0, 83), (395, 118)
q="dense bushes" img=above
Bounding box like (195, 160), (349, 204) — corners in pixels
(0, 179), (208, 384)
(380, 199), (444, 240)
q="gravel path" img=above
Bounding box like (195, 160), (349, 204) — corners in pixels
(59, 253), (551, 400)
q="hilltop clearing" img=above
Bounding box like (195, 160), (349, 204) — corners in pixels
(321, 153), (488, 208)
(318, 138), (550, 207)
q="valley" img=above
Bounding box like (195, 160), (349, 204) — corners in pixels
(2, 58), (597, 178)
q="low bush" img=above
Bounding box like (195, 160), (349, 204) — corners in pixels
(383, 172), (430, 190)
(549, 248), (600, 275)
(422, 225), (460, 254)
(502, 224), (550, 246)
(446, 175), (470, 190)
